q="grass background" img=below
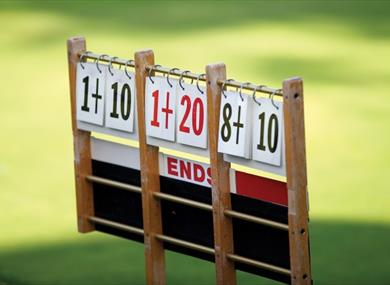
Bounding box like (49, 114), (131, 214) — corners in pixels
(0, 1), (389, 284)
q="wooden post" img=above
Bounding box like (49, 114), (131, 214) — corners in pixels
(135, 49), (166, 285)
(67, 36), (94, 233)
(206, 63), (237, 285)
(283, 77), (312, 285)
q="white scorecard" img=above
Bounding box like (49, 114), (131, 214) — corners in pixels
(217, 90), (252, 158)
(252, 97), (283, 166)
(76, 62), (106, 125)
(145, 76), (177, 142)
(176, 82), (208, 149)
(105, 68), (136, 133)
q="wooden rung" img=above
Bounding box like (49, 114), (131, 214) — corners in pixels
(153, 192), (213, 211)
(227, 254), (291, 276)
(88, 216), (291, 276)
(86, 175), (289, 231)
(224, 210), (288, 231)
(89, 216), (144, 235)
(155, 234), (215, 255)
(86, 175), (141, 193)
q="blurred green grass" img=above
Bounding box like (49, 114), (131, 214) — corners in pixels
(0, 1), (389, 284)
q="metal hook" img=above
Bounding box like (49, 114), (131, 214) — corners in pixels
(96, 54), (108, 74)
(269, 91), (279, 110)
(252, 85), (265, 106)
(239, 82), (251, 102)
(79, 51), (91, 69)
(148, 64), (161, 84)
(125, 60), (134, 80)
(167, 68), (180, 88)
(108, 56), (118, 76)
(179, 70), (191, 90)
(221, 78), (234, 98)
(196, 73), (206, 94)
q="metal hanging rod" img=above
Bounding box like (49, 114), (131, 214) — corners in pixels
(224, 210), (288, 231)
(78, 52), (136, 68)
(88, 216), (290, 276)
(227, 254), (291, 276)
(86, 175), (288, 231)
(78, 51), (282, 96)
(145, 65), (205, 82)
(217, 79), (283, 96)
(147, 64), (282, 96)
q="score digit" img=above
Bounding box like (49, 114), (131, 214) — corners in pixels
(217, 91), (251, 158)
(76, 62), (106, 125)
(105, 68), (135, 132)
(177, 83), (207, 149)
(252, 97), (283, 166)
(145, 76), (177, 142)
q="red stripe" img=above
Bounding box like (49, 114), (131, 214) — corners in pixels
(235, 171), (287, 206)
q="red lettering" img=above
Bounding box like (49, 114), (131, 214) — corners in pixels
(192, 97), (204, 136)
(151, 90), (160, 127)
(179, 95), (191, 133)
(206, 167), (212, 186)
(179, 160), (192, 180)
(167, 157), (178, 176)
(193, 164), (205, 182)
(162, 92), (173, 129)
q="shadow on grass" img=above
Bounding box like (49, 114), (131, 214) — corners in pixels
(0, 219), (389, 285)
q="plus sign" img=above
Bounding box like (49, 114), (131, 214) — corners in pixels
(233, 105), (244, 144)
(162, 91), (173, 129)
(92, 78), (102, 114)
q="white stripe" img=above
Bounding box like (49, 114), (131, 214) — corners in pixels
(91, 137), (239, 193)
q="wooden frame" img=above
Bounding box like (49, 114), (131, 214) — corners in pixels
(67, 37), (312, 285)
(283, 78), (312, 285)
(135, 50), (166, 285)
(67, 36), (94, 233)
(206, 63), (237, 285)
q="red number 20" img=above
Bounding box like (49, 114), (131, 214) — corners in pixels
(179, 95), (204, 136)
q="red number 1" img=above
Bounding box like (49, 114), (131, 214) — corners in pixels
(151, 90), (160, 127)
(150, 89), (174, 129)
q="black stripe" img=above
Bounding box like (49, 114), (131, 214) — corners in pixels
(92, 160), (290, 284)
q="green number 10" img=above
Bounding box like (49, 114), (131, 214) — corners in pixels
(110, 82), (131, 120)
(257, 112), (279, 153)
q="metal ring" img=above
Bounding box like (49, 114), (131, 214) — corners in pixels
(148, 64), (161, 84)
(96, 54), (109, 73)
(167, 68), (180, 88)
(196, 73), (206, 94)
(79, 51), (91, 69)
(239, 82), (251, 102)
(221, 78), (234, 98)
(270, 91), (279, 110)
(179, 70), (191, 90)
(108, 56), (118, 76)
(252, 85), (265, 106)
(125, 60), (134, 80)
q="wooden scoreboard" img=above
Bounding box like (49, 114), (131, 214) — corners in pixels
(67, 36), (312, 285)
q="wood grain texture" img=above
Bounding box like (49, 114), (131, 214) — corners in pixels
(283, 77), (312, 285)
(206, 63), (237, 285)
(135, 49), (166, 285)
(67, 36), (94, 233)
